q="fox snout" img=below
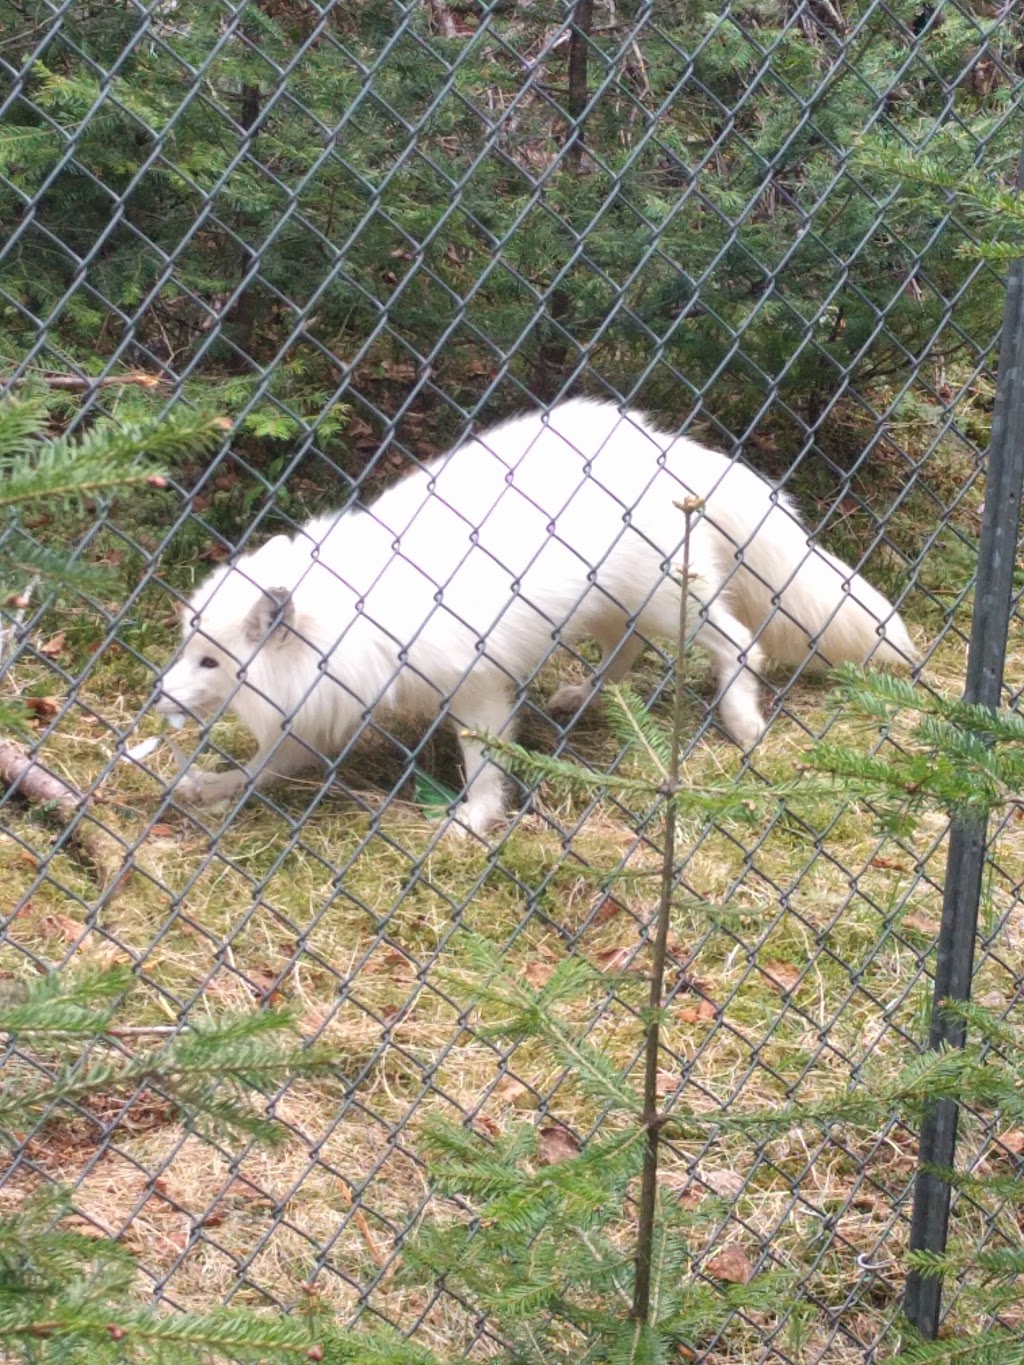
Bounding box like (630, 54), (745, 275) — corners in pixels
(153, 659), (218, 721)
(154, 687), (184, 716)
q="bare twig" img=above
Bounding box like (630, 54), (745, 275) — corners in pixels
(631, 495), (702, 1323)
(338, 1176), (392, 1274)
(4, 372), (165, 393)
(0, 738), (127, 893)
(0, 572), (39, 672)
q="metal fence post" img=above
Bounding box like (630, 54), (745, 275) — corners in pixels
(904, 144), (1024, 1339)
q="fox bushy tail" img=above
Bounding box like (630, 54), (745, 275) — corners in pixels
(709, 489), (916, 671)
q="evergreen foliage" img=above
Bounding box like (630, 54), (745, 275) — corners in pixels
(443, 663), (1024, 1360)
(0, 967), (363, 1361)
(0, 389), (225, 731)
(0, 2), (1017, 449)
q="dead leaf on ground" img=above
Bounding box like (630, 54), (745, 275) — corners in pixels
(994, 1129), (1024, 1158)
(901, 912), (940, 937)
(701, 1168), (744, 1199)
(524, 960), (556, 989)
(705, 1244), (754, 1284)
(147, 823), (178, 840)
(591, 894), (626, 925)
(494, 1075), (532, 1107)
(38, 632), (66, 658)
(538, 1123), (580, 1165)
(869, 856), (908, 872)
(677, 998), (717, 1024)
(38, 913), (84, 944)
(593, 945), (637, 973)
(24, 696), (60, 723)
(244, 967), (284, 1002)
(763, 960), (801, 993)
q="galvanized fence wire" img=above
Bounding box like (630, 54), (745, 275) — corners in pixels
(1, 0), (1023, 1358)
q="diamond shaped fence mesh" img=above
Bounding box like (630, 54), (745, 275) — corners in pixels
(1, 1), (1023, 1360)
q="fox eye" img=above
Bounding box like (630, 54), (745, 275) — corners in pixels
(199, 656), (219, 670)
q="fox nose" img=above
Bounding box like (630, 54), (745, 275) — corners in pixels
(153, 687), (181, 716)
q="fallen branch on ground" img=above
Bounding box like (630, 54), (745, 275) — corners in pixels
(4, 371), (165, 393)
(0, 739), (127, 893)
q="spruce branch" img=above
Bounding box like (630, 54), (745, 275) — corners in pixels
(0, 970), (340, 1147)
(0, 404), (226, 510)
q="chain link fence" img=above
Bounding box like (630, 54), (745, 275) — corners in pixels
(1, 1), (1023, 1359)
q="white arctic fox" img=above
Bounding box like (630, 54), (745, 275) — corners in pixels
(157, 400), (915, 834)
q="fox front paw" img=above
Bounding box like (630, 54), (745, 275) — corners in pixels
(175, 768), (248, 807)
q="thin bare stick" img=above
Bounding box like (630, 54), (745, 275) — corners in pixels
(0, 739), (127, 893)
(105, 1025), (179, 1038)
(338, 1176), (391, 1274)
(631, 495), (702, 1323)
(0, 573), (39, 671)
(5, 372), (164, 393)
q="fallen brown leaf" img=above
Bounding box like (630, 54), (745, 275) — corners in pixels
(538, 1122), (580, 1165)
(677, 998), (717, 1024)
(706, 1244), (754, 1284)
(38, 631), (66, 658)
(38, 913), (83, 943)
(655, 1069), (678, 1098)
(763, 960), (801, 993)
(901, 912), (940, 937)
(994, 1129), (1024, 1158)
(24, 696), (60, 722)
(593, 945), (636, 973)
(524, 960), (556, 989)
(701, 1168), (744, 1199)
(591, 894), (626, 925)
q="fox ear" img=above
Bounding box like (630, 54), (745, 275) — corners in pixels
(244, 586), (295, 645)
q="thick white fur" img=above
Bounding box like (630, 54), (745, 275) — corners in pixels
(157, 400), (915, 834)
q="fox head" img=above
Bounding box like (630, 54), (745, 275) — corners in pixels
(157, 566), (297, 724)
